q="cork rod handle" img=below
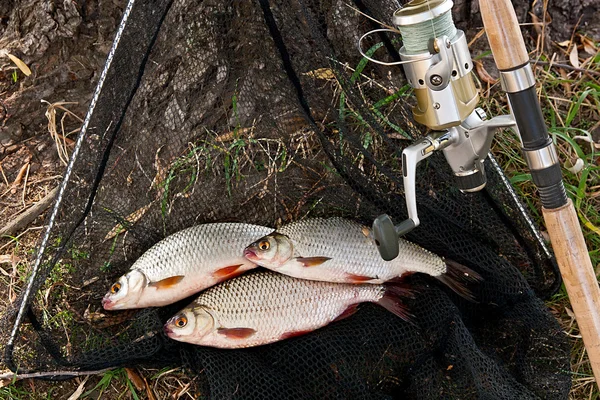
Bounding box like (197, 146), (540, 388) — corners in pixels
(542, 202), (600, 383)
(479, 0), (529, 70)
(479, 0), (600, 388)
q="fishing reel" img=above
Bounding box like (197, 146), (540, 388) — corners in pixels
(358, 0), (516, 260)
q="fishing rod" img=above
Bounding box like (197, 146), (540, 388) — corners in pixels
(359, 0), (600, 385)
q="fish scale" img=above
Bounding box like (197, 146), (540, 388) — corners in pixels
(102, 223), (274, 310)
(243, 217), (481, 300)
(137, 223), (273, 281)
(164, 271), (409, 349)
(276, 217), (446, 281)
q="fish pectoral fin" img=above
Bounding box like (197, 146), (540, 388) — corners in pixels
(213, 264), (245, 279)
(296, 256), (331, 267)
(217, 327), (257, 339)
(361, 225), (371, 237)
(148, 275), (185, 289)
(345, 273), (376, 283)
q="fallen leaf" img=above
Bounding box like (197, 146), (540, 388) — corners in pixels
(303, 67), (335, 80)
(529, 13), (542, 37)
(125, 368), (145, 391)
(215, 126), (254, 142)
(557, 40), (571, 47)
(83, 305), (106, 323)
(7, 53), (32, 76)
(569, 45), (580, 68)
(558, 68), (571, 97)
(580, 35), (597, 55)
(565, 307), (575, 319)
(565, 158), (584, 174)
(0, 254), (20, 268)
(104, 203), (152, 241)
(82, 276), (99, 287)
(474, 61), (498, 85)
(12, 162), (30, 187)
(66, 377), (88, 400)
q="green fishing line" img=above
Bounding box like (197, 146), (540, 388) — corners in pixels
(398, 11), (457, 54)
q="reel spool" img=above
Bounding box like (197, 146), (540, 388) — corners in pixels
(393, 0), (479, 131)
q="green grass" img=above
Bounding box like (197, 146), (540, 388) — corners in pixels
(80, 369), (138, 399)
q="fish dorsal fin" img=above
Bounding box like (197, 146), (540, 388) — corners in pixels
(217, 327), (256, 339)
(296, 256), (331, 267)
(148, 275), (184, 289)
(213, 264), (245, 279)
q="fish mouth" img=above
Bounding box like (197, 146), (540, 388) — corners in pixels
(101, 296), (113, 310)
(243, 248), (257, 260)
(163, 324), (173, 336)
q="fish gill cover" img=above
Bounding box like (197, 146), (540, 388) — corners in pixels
(0, 0), (571, 398)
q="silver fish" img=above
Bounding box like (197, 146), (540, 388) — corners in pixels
(102, 223), (273, 310)
(244, 217), (480, 299)
(164, 270), (412, 348)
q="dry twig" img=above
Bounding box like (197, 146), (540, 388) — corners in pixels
(0, 187), (58, 237)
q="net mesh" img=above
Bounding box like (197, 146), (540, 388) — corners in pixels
(1, 0), (571, 398)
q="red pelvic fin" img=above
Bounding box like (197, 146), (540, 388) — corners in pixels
(296, 256), (331, 267)
(436, 259), (483, 302)
(279, 329), (313, 340)
(217, 327), (257, 339)
(345, 273), (376, 283)
(148, 275), (185, 289)
(333, 304), (359, 322)
(213, 264), (245, 279)
(378, 283), (415, 323)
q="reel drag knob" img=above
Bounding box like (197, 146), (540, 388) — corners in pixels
(455, 168), (487, 192)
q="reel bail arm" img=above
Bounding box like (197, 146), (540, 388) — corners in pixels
(373, 109), (515, 260)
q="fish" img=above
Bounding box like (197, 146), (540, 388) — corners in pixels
(164, 270), (413, 348)
(102, 223), (274, 310)
(243, 217), (481, 299)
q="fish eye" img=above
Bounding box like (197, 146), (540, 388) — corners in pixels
(175, 316), (188, 328)
(110, 282), (121, 294)
(258, 240), (270, 251)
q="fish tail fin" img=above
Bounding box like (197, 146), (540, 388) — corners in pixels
(435, 259), (482, 302)
(378, 282), (414, 323)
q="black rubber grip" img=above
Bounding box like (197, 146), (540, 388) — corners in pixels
(508, 88), (549, 149)
(530, 163), (562, 187)
(538, 182), (568, 209)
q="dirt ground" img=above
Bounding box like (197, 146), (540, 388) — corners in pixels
(0, 0), (599, 399)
